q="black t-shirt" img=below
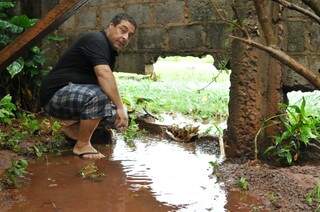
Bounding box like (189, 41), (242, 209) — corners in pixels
(39, 31), (118, 106)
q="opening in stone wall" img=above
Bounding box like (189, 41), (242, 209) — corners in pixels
(286, 90), (320, 115)
(153, 54), (230, 124)
(116, 55), (230, 139)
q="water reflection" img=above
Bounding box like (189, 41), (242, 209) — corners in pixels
(112, 137), (226, 211)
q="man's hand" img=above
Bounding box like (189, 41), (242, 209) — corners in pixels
(115, 107), (129, 131)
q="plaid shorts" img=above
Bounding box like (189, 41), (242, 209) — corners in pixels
(44, 83), (116, 128)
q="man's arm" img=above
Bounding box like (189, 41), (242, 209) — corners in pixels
(94, 64), (128, 129)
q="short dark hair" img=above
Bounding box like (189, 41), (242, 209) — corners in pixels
(110, 13), (137, 29)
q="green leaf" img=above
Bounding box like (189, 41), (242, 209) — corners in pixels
(10, 15), (36, 28)
(0, 34), (11, 46)
(264, 145), (275, 155)
(0, 20), (23, 33)
(31, 46), (41, 54)
(32, 54), (45, 65)
(47, 34), (65, 42)
(0, 12), (8, 19)
(0, 2), (15, 10)
(286, 152), (292, 165)
(290, 105), (301, 114)
(6, 58), (24, 78)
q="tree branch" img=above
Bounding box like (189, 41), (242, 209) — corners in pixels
(230, 35), (320, 88)
(302, 0), (320, 17)
(272, 0), (320, 25)
(253, 0), (277, 45)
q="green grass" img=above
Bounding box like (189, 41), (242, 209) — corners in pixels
(116, 56), (230, 123)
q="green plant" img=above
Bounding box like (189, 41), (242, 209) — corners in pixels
(0, 129), (24, 152)
(0, 2), (64, 110)
(4, 159), (28, 187)
(305, 181), (320, 211)
(21, 113), (40, 135)
(264, 98), (319, 165)
(123, 119), (142, 148)
(236, 177), (249, 191)
(0, 94), (16, 124)
(51, 120), (63, 141)
(208, 161), (219, 174)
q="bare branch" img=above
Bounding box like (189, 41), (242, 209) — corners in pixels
(230, 35), (320, 88)
(302, 0), (320, 17)
(272, 0), (320, 25)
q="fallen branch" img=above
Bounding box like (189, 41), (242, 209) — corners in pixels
(230, 35), (320, 88)
(272, 0), (320, 25)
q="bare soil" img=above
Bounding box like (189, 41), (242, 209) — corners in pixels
(218, 158), (320, 211)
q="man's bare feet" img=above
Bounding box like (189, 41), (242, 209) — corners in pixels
(73, 143), (105, 159)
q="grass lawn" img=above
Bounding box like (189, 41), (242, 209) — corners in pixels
(115, 56), (230, 123)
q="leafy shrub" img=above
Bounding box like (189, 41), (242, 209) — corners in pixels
(0, 129), (25, 152)
(265, 98), (320, 165)
(0, 1), (63, 111)
(21, 113), (40, 135)
(0, 94), (16, 124)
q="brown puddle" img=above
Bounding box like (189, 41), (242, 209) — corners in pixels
(225, 190), (270, 212)
(1, 136), (266, 211)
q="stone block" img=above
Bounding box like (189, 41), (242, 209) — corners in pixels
(287, 21), (305, 52)
(138, 28), (165, 49)
(126, 4), (151, 25)
(206, 23), (229, 49)
(283, 56), (315, 91)
(154, 0), (184, 25)
(309, 22), (320, 52)
(115, 53), (145, 74)
(100, 8), (125, 27)
(309, 56), (320, 77)
(189, 0), (215, 22)
(60, 15), (75, 30)
(168, 25), (203, 50)
(86, 0), (103, 7)
(78, 6), (97, 29)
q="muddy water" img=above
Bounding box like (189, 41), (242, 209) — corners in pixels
(3, 136), (266, 212)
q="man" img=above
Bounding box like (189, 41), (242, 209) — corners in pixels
(40, 13), (137, 159)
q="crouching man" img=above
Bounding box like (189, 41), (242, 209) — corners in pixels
(40, 13), (137, 159)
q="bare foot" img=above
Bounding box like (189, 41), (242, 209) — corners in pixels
(73, 143), (105, 159)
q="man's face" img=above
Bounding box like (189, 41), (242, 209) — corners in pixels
(107, 20), (135, 51)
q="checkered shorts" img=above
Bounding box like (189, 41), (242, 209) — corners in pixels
(44, 83), (116, 128)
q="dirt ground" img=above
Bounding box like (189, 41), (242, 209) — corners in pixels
(218, 158), (320, 211)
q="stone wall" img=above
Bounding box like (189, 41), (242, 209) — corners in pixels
(283, 1), (320, 91)
(56, 0), (319, 91)
(58, 0), (232, 74)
